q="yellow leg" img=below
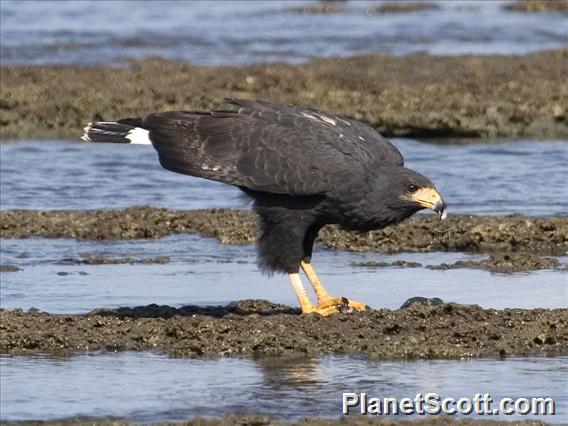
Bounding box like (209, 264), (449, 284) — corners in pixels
(288, 273), (316, 314)
(300, 260), (332, 301)
(300, 260), (368, 316)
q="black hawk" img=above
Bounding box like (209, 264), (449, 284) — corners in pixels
(82, 99), (446, 316)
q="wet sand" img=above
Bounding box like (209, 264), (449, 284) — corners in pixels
(1, 50), (566, 140)
(2, 208), (567, 271)
(2, 299), (566, 359)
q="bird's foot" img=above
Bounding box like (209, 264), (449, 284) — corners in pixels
(307, 296), (369, 317)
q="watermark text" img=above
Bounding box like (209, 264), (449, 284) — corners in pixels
(342, 392), (555, 416)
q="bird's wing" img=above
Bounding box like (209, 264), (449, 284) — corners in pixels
(141, 99), (403, 196)
(253, 100), (404, 168)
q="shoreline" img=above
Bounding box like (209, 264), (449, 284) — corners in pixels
(1, 208), (567, 267)
(1, 50), (566, 140)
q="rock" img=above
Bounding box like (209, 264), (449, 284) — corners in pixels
(0, 264), (22, 272)
(400, 297), (445, 309)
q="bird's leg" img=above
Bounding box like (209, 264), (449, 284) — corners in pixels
(300, 260), (332, 301)
(300, 260), (368, 316)
(288, 273), (316, 314)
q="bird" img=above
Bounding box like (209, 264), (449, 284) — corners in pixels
(82, 99), (446, 316)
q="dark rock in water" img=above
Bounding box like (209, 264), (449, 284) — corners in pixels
(57, 271), (69, 276)
(504, 0), (568, 13)
(226, 299), (300, 316)
(286, 4), (344, 14)
(427, 253), (561, 273)
(400, 297), (444, 309)
(428, 262), (456, 270)
(0, 264), (22, 272)
(479, 253), (560, 272)
(367, 1), (439, 14)
(138, 256), (170, 265)
(92, 299), (300, 319)
(352, 260), (422, 268)
(60, 255), (170, 265)
(391, 260), (422, 268)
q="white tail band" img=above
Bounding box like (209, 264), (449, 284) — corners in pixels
(81, 122), (93, 141)
(126, 127), (151, 145)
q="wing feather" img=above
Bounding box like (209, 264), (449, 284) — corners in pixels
(141, 100), (403, 196)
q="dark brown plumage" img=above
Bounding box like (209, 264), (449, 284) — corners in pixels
(83, 99), (446, 315)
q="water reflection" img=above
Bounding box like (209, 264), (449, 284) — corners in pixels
(1, 353), (566, 422)
(257, 355), (328, 389)
(1, 235), (566, 313)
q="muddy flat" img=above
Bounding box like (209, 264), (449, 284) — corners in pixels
(2, 208), (567, 272)
(1, 50), (567, 140)
(2, 300), (566, 359)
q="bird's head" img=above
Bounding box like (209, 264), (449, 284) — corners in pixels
(377, 167), (446, 220)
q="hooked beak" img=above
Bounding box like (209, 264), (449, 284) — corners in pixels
(408, 187), (447, 220)
(434, 198), (447, 220)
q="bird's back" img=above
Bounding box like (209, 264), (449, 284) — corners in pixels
(84, 99), (404, 197)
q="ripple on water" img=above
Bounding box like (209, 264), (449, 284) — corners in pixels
(0, 235), (566, 313)
(1, 1), (566, 65)
(1, 353), (566, 422)
(1, 140), (567, 215)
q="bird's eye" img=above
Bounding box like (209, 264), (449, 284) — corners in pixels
(407, 184), (418, 193)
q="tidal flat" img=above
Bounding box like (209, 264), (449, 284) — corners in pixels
(2, 208), (567, 269)
(1, 50), (566, 140)
(2, 300), (566, 359)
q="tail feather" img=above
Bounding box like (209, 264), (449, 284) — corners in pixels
(81, 118), (150, 145)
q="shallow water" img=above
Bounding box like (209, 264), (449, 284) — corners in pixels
(2, 139), (567, 215)
(1, 235), (566, 314)
(1, 1), (565, 66)
(1, 353), (566, 422)
(2, 139), (567, 313)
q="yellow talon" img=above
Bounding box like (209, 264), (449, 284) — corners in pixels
(289, 265), (369, 316)
(309, 296), (368, 316)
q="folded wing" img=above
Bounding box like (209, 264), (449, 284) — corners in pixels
(142, 99), (403, 196)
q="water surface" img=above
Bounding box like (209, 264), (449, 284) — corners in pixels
(1, 353), (566, 422)
(1, 235), (566, 313)
(2, 139), (567, 216)
(1, 1), (565, 66)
